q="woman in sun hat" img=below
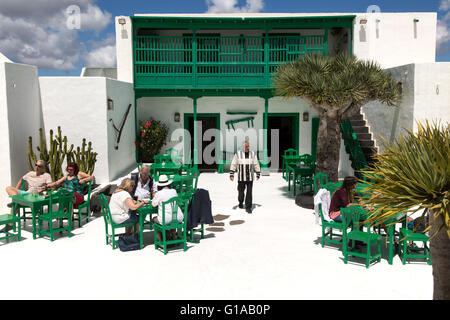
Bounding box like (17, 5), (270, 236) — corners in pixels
(151, 175), (184, 242)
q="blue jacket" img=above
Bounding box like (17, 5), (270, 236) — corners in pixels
(187, 188), (214, 230)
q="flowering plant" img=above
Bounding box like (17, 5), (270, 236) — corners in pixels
(137, 118), (169, 162)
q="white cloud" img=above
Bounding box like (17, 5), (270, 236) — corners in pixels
(440, 0), (450, 11)
(205, 0), (264, 13)
(437, 2), (450, 54)
(0, 0), (112, 71)
(85, 36), (116, 67)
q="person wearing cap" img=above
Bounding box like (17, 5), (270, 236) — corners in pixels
(109, 178), (148, 235)
(229, 141), (261, 213)
(151, 175), (184, 242)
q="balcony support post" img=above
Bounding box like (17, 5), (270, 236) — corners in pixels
(192, 96), (199, 170)
(262, 95), (270, 175)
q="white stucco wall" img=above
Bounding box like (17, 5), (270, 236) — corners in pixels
(362, 62), (450, 153)
(0, 61), (43, 209)
(353, 12), (436, 68)
(413, 63), (450, 131)
(116, 16), (134, 84)
(362, 64), (415, 153)
(105, 78), (136, 179)
(39, 77), (135, 184)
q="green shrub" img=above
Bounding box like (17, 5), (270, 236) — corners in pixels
(137, 118), (169, 162)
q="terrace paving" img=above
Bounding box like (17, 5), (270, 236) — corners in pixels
(0, 172), (432, 299)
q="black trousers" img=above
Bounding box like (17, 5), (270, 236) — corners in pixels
(237, 181), (253, 209)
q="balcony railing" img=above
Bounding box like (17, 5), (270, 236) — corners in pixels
(134, 35), (325, 90)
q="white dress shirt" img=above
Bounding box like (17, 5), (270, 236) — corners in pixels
(151, 187), (184, 225)
(133, 176), (157, 200)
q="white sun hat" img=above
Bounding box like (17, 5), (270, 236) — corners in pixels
(157, 174), (172, 187)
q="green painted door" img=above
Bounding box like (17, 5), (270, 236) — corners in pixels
(267, 113), (299, 170)
(184, 113), (220, 171)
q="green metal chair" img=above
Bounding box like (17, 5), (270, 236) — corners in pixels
(341, 206), (382, 269)
(297, 154), (315, 192)
(38, 189), (74, 242)
(318, 203), (347, 248)
(313, 172), (328, 195)
(318, 182), (347, 248)
(153, 196), (188, 255)
(99, 194), (137, 250)
(282, 148), (298, 179)
(186, 167), (200, 188)
(72, 180), (92, 227)
(323, 182), (342, 197)
(0, 214), (21, 243)
(398, 219), (432, 265)
(15, 180), (33, 225)
(183, 167), (203, 242)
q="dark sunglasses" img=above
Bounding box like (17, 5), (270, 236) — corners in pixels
(35, 163), (44, 168)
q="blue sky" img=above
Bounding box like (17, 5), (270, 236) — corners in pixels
(0, 0), (448, 76)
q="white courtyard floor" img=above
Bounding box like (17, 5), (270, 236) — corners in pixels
(0, 172), (433, 300)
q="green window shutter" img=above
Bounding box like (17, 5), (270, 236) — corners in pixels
(311, 117), (320, 162)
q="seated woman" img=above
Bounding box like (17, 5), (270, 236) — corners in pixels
(151, 175), (184, 242)
(329, 176), (359, 222)
(45, 162), (92, 208)
(109, 178), (148, 235)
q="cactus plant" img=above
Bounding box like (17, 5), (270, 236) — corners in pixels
(27, 127), (98, 180)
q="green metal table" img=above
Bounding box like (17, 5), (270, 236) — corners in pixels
(281, 155), (302, 180)
(151, 162), (182, 177)
(136, 203), (158, 249)
(154, 154), (183, 164)
(353, 185), (403, 266)
(287, 164), (315, 196)
(10, 193), (49, 239)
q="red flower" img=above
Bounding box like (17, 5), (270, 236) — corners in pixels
(134, 141), (139, 146)
(142, 132), (146, 137)
(144, 123), (150, 129)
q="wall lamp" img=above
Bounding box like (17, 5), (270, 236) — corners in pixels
(360, 18), (368, 25)
(107, 98), (114, 111)
(174, 112), (181, 122)
(303, 112), (309, 122)
(118, 17), (126, 25)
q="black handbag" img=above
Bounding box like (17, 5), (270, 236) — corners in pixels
(118, 234), (140, 252)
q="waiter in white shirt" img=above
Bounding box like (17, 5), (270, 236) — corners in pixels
(230, 141), (261, 214)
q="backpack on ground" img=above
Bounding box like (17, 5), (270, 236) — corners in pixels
(118, 234), (140, 252)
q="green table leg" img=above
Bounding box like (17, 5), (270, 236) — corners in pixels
(388, 225), (394, 265)
(139, 214), (144, 249)
(293, 173), (297, 197)
(287, 168), (291, 191)
(32, 207), (37, 239)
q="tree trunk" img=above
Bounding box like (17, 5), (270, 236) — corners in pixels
(315, 114), (341, 182)
(430, 212), (450, 299)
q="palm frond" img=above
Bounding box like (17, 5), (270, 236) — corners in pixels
(361, 121), (450, 238)
(273, 53), (402, 111)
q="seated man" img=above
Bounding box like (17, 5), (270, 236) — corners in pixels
(3, 159), (52, 232)
(129, 164), (156, 201)
(6, 159), (52, 197)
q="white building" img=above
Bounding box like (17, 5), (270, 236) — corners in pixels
(0, 12), (449, 209)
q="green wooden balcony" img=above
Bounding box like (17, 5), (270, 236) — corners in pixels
(133, 34), (326, 90)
